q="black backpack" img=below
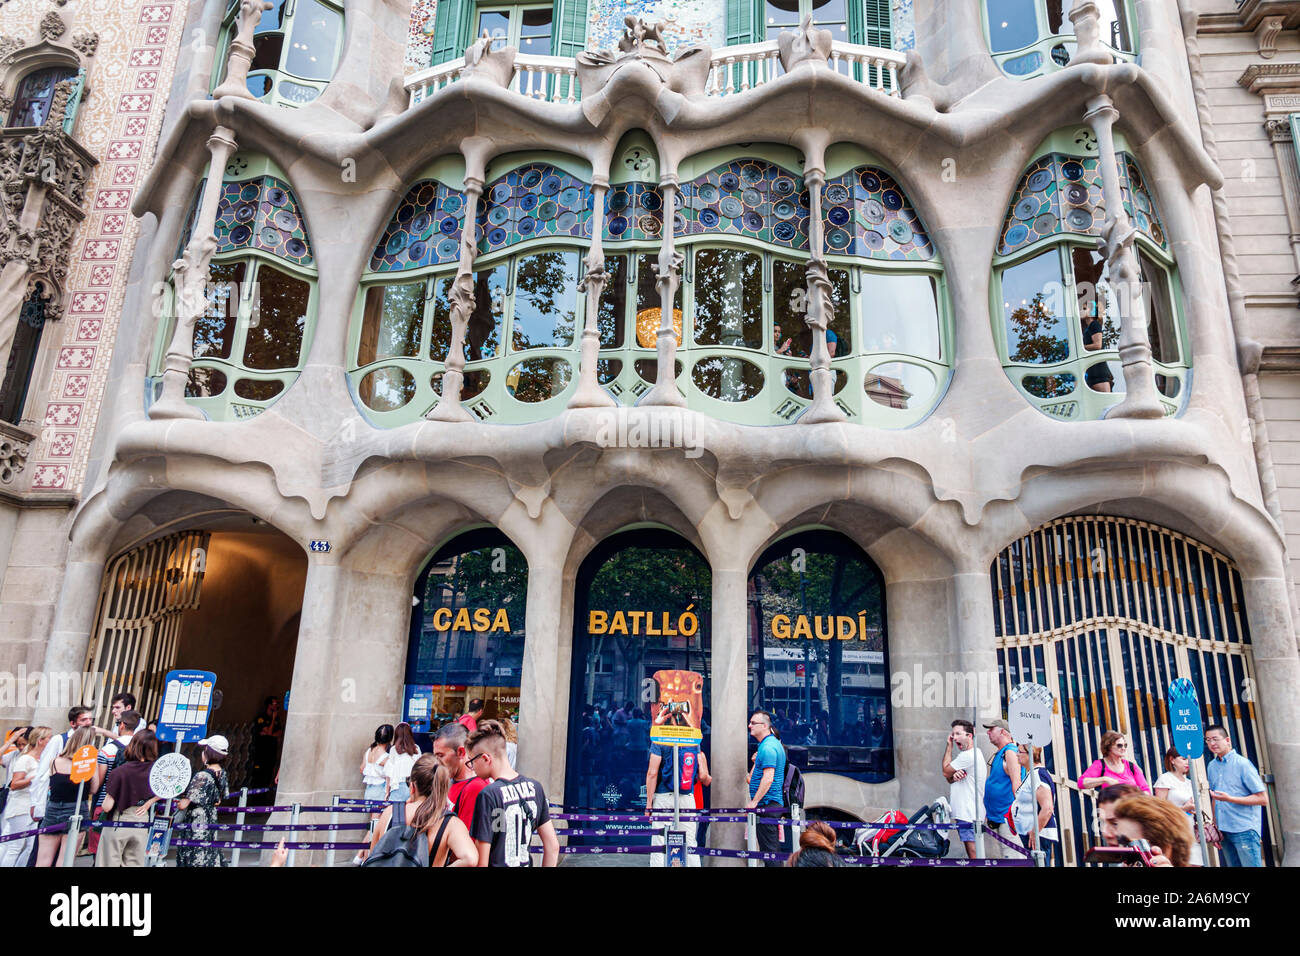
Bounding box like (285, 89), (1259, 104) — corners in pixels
(783, 756), (805, 807)
(362, 801), (428, 867)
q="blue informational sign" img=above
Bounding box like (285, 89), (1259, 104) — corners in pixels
(665, 829), (687, 867)
(1168, 678), (1204, 759)
(156, 669), (218, 743)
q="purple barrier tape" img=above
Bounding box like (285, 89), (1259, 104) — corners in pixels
(983, 828), (1033, 857)
(693, 847), (788, 862)
(557, 844), (656, 855)
(218, 788), (273, 803)
(554, 828), (658, 837)
(183, 822), (371, 832)
(0, 821), (69, 842)
(214, 805), (298, 814)
(169, 839), (369, 851)
(841, 854), (1034, 867)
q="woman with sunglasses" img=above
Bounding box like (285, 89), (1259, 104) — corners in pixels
(1078, 730), (1152, 794)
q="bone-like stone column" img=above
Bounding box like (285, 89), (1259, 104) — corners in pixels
(211, 0), (274, 100)
(150, 126), (238, 421)
(517, 557), (565, 792)
(427, 175), (482, 422)
(1084, 94), (1164, 420)
(800, 167), (847, 424)
(640, 176), (686, 407)
(34, 549), (107, 726)
(568, 177), (616, 409)
(708, 564), (749, 864)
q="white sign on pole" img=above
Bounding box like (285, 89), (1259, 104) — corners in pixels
(150, 752), (193, 799)
(1008, 681), (1054, 745)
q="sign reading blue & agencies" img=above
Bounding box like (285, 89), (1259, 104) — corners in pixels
(1167, 678), (1203, 759)
(156, 669), (218, 742)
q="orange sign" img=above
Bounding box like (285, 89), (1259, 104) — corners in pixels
(70, 745), (98, 784)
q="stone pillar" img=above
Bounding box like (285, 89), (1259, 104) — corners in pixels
(151, 126), (238, 421)
(35, 548), (108, 726)
(800, 166), (846, 424)
(211, 0), (273, 100)
(517, 556), (566, 795)
(277, 561), (410, 806)
(1237, 571), (1300, 866)
(1083, 94), (1164, 420)
(641, 176), (686, 407)
(568, 178), (617, 409)
(427, 175), (482, 422)
(708, 564), (749, 863)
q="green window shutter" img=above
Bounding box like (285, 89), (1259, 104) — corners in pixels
(726, 0), (763, 46)
(1290, 113), (1300, 177)
(553, 0), (587, 57)
(431, 0), (476, 66)
(859, 0), (892, 48)
(61, 69), (86, 134)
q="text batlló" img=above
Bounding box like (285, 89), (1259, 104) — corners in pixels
(588, 606), (699, 637)
(770, 612), (872, 640)
(430, 607), (512, 633)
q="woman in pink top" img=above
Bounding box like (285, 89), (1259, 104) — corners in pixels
(1079, 730), (1151, 793)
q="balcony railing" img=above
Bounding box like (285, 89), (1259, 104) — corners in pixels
(406, 39), (904, 108)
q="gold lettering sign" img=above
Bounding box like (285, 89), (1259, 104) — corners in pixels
(430, 607), (512, 633)
(588, 605), (699, 637)
(770, 612), (869, 640)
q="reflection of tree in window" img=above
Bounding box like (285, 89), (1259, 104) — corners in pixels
(430, 267), (504, 362)
(694, 249), (762, 349)
(597, 255), (627, 348)
(1007, 292), (1069, 364)
(243, 265), (308, 369)
(773, 260), (850, 358)
(359, 282), (422, 366)
(511, 251), (577, 351)
(193, 261), (244, 359)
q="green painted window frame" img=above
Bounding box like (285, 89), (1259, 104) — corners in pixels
(349, 235), (950, 429)
(980, 0), (1137, 79)
(211, 0), (345, 109)
(431, 0), (586, 67)
(991, 223), (1187, 422)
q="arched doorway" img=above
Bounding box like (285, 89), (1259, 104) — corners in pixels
(565, 529), (712, 813)
(747, 530), (893, 781)
(403, 529), (528, 748)
(992, 515), (1279, 865)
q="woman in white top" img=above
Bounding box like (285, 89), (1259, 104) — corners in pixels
(354, 724), (393, 865)
(500, 716), (518, 769)
(1153, 746), (1203, 866)
(385, 722), (420, 802)
(0, 726), (52, 867)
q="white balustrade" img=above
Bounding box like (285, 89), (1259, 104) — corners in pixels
(405, 39), (904, 108)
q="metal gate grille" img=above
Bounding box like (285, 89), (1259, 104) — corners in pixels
(991, 516), (1278, 865)
(81, 531), (210, 727)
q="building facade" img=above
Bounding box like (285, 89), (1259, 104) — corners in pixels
(1, 0), (1297, 865)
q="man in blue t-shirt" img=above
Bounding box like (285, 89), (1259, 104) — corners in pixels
(1205, 724), (1268, 867)
(747, 710), (787, 867)
(645, 741), (711, 867)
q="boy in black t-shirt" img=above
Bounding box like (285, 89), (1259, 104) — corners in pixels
(467, 721), (559, 867)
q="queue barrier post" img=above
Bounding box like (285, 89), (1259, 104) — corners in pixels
(230, 787), (249, 867)
(286, 803), (301, 868)
(326, 796), (340, 868)
(746, 811), (759, 868)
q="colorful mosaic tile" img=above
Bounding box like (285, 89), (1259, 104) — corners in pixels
(605, 182), (667, 242)
(213, 176), (314, 267)
(370, 179), (465, 272)
(998, 152), (1165, 257)
(679, 158), (809, 251)
(477, 163), (592, 254)
(822, 165), (933, 260)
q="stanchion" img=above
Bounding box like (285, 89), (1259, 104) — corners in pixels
(286, 803), (301, 868)
(746, 811), (758, 868)
(230, 787), (249, 867)
(325, 796), (339, 868)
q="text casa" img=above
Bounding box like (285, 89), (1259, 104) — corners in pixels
(430, 606), (511, 633)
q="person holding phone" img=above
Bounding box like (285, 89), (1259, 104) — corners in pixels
(941, 718), (984, 859)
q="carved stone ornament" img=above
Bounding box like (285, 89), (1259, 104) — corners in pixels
(0, 35), (24, 62)
(1066, 0), (1113, 67)
(71, 31), (99, 57)
(1266, 117), (1293, 142)
(576, 16), (712, 122)
(39, 12), (66, 42)
(462, 31), (517, 88)
(1256, 15), (1285, 59)
(777, 15), (833, 72)
(0, 435), (29, 484)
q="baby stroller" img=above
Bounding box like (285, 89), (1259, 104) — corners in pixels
(854, 796), (952, 858)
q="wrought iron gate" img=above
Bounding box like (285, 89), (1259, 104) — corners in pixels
(81, 531), (209, 727)
(992, 516), (1279, 865)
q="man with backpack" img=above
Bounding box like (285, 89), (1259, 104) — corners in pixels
(746, 710), (788, 866)
(88, 709), (141, 855)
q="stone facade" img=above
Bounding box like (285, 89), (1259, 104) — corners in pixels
(1, 0), (1297, 866)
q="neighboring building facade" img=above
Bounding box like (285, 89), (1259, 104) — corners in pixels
(2, 0), (1298, 865)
